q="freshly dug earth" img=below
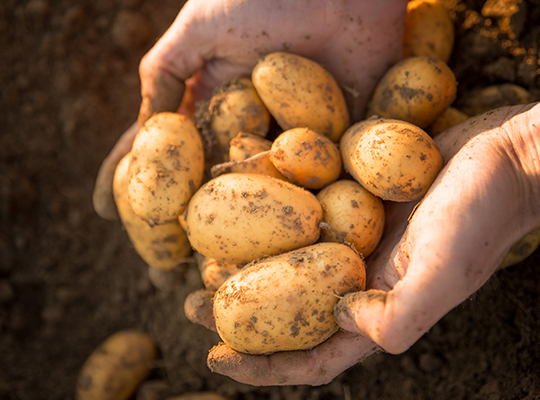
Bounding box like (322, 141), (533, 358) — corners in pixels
(1, 0), (539, 399)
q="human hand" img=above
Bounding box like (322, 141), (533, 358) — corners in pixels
(197, 103), (540, 386)
(92, 0), (409, 219)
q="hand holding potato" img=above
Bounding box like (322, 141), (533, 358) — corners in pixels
(92, 0), (409, 219)
(203, 103), (540, 385)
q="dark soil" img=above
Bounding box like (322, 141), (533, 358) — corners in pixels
(1, 0), (539, 399)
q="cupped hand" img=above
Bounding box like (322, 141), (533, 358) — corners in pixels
(92, 0), (408, 219)
(199, 103), (540, 386)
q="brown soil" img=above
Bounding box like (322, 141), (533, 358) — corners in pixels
(1, 0), (539, 399)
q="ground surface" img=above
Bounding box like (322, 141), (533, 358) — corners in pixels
(1, 0), (540, 399)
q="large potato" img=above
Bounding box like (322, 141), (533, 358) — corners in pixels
(114, 154), (193, 270)
(213, 242), (366, 354)
(269, 127), (342, 189)
(369, 56), (457, 128)
(183, 173), (322, 263)
(403, 0), (455, 62)
(252, 52), (350, 142)
(128, 112), (205, 225)
(340, 118), (443, 202)
(317, 179), (385, 257)
(76, 330), (157, 400)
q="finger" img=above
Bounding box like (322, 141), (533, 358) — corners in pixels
(93, 122), (139, 220)
(335, 105), (540, 354)
(184, 289), (216, 332)
(207, 331), (379, 386)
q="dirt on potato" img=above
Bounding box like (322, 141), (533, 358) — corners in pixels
(1, 0), (540, 399)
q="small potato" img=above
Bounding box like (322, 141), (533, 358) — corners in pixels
(340, 118), (443, 202)
(183, 173), (322, 263)
(456, 84), (533, 116)
(426, 106), (469, 136)
(403, 0), (455, 62)
(369, 56), (457, 128)
(228, 132), (287, 180)
(129, 112), (205, 225)
(317, 180), (385, 257)
(213, 242), (366, 354)
(76, 330), (157, 400)
(499, 227), (540, 269)
(199, 256), (243, 291)
(269, 127), (342, 189)
(252, 52), (350, 142)
(114, 155), (193, 270)
(195, 78), (270, 158)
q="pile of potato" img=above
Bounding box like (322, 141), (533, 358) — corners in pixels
(108, 0), (538, 368)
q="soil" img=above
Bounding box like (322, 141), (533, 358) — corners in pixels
(1, 0), (540, 399)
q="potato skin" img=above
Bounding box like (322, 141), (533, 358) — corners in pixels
(370, 56), (457, 128)
(114, 155), (193, 270)
(456, 83), (533, 116)
(184, 173), (322, 264)
(76, 330), (157, 400)
(252, 52), (350, 142)
(317, 180), (385, 257)
(340, 118), (443, 202)
(213, 242), (366, 354)
(499, 227), (540, 269)
(270, 128), (342, 189)
(128, 112), (205, 225)
(403, 0), (455, 62)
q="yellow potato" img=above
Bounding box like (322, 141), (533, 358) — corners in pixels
(213, 242), (366, 354)
(199, 256), (243, 291)
(426, 106), (469, 136)
(183, 173), (322, 263)
(456, 84), (533, 116)
(403, 0), (455, 62)
(252, 52), (350, 142)
(114, 154), (193, 270)
(228, 132), (287, 180)
(76, 330), (157, 400)
(269, 127), (342, 189)
(340, 118), (443, 202)
(499, 227), (540, 269)
(128, 112), (205, 225)
(317, 180), (385, 257)
(195, 78), (270, 157)
(369, 56), (457, 128)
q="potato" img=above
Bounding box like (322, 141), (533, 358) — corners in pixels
(252, 52), (350, 142)
(499, 227), (540, 269)
(369, 56), (457, 128)
(317, 180), (385, 257)
(269, 127), (342, 189)
(195, 78), (270, 158)
(166, 393), (227, 400)
(213, 242), (366, 354)
(76, 330), (157, 400)
(340, 118), (443, 202)
(183, 173), (322, 263)
(456, 84), (533, 116)
(114, 154), (193, 270)
(199, 256), (243, 291)
(403, 0), (455, 63)
(426, 106), (469, 136)
(128, 112), (205, 225)
(228, 132), (287, 180)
